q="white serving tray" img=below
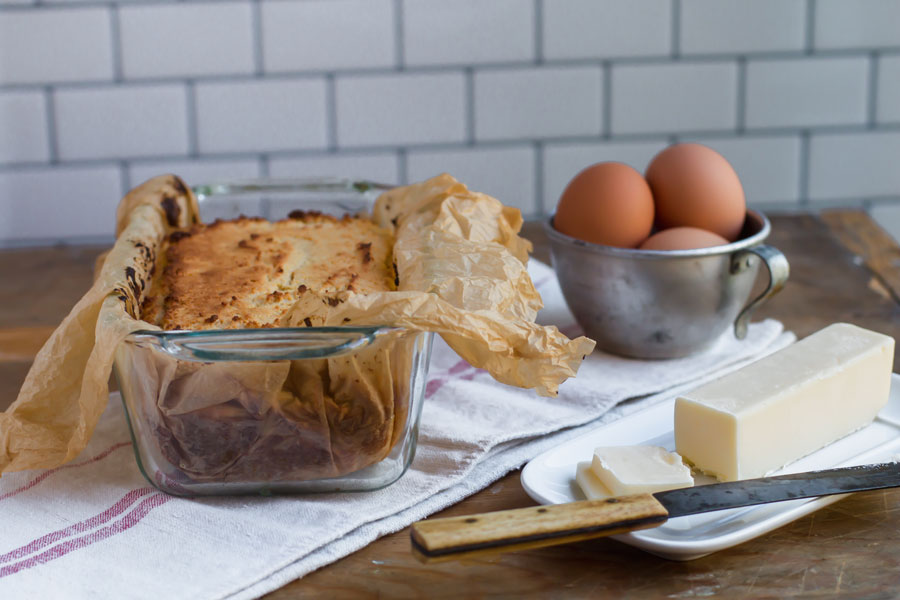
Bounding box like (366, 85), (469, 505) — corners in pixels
(521, 373), (900, 561)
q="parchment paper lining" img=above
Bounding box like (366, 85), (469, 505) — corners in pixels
(0, 174), (594, 475)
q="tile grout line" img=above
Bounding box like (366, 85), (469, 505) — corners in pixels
(185, 80), (199, 157)
(4, 122), (900, 173)
(119, 160), (131, 195)
(4, 48), (900, 93)
(798, 131), (811, 205)
(392, 149), (402, 186)
(805, 0), (816, 54)
(868, 51), (879, 127)
(671, 0), (681, 59)
(43, 86), (59, 164)
(0, 0), (289, 9)
(397, 147), (408, 185)
(534, 0), (543, 64)
(465, 67), (475, 145)
(251, 0), (264, 76)
(394, 0), (405, 70)
(602, 61), (612, 139)
(109, 4), (124, 82)
(736, 57), (747, 133)
(534, 141), (545, 215)
(325, 73), (338, 151)
(259, 153), (271, 218)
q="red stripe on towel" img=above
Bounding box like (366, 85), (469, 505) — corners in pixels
(425, 358), (478, 398)
(0, 492), (170, 578)
(0, 488), (154, 565)
(0, 441), (132, 502)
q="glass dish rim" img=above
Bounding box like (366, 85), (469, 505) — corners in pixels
(123, 326), (424, 362)
(191, 177), (393, 204)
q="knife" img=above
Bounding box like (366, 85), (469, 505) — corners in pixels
(410, 462), (900, 563)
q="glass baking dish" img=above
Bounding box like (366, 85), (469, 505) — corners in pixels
(113, 178), (434, 496)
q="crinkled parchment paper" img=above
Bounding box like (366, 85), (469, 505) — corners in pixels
(288, 174), (595, 396)
(0, 173), (594, 476)
(0, 176), (197, 474)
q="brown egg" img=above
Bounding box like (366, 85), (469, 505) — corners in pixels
(645, 143), (746, 242)
(639, 226), (730, 251)
(554, 162), (654, 248)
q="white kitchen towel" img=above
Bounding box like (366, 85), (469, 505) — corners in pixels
(0, 260), (793, 599)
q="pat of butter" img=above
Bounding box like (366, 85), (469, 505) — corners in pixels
(591, 446), (693, 496)
(575, 446), (693, 500)
(575, 461), (612, 500)
(675, 323), (895, 482)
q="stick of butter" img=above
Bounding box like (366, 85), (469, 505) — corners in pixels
(675, 323), (895, 482)
(575, 446), (693, 500)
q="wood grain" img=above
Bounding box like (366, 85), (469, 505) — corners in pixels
(3, 213), (900, 599)
(411, 494), (669, 563)
(820, 209), (900, 303)
(0, 325), (55, 362)
(0, 244), (105, 329)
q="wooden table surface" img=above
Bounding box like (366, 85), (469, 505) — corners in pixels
(2, 210), (900, 598)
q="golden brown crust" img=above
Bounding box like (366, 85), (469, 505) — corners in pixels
(142, 213), (395, 330)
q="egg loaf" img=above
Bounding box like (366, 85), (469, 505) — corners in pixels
(129, 211), (416, 484)
(141, 210), (396, 330)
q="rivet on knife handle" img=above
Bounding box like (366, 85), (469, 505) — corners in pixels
(410, 493), (669, 563)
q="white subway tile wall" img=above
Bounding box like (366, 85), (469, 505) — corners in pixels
(680, 0), (806, 55)
(268, 152), (400, 183)
(808, 131), (900, 201)
(404, 0), (535, 66)
(878, 54), (900, 124)
(814, 0), (900, 49)
(195, 79), (328, 153)
(0, 0), (899, 245)
(611, 61), (738, 134)
(55, 84), (190, 160)
(335, 72), (466, 146)
(119, 3), (256, 79)
(0, 8), (113, 85)
(127, 158), (262, 191)
(0, 91), (48, 164)
(745, 57), (869, 129)
(474, 66), (603, 140)
(262, 0), (396, 72)
(0, 166), (122, 242)
(542, 0), (671, 59)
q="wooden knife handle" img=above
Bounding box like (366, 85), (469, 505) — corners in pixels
(410, 493), (669, 563)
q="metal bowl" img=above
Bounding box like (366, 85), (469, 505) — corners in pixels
(545, 210), (789, 359)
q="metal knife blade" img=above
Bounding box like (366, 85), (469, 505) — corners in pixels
(410, 461), (900, 562)
(655, 462), (900, 518)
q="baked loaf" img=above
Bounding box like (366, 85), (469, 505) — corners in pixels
(142, 211), (396, 330)
(127, 211), (414, 484)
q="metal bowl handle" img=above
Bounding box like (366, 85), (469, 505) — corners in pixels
(731, 244), (790, 339)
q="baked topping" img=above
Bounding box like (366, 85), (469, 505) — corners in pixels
(142, 212), (395, 330)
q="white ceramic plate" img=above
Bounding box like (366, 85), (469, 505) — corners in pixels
(521, 373), (900, 561)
